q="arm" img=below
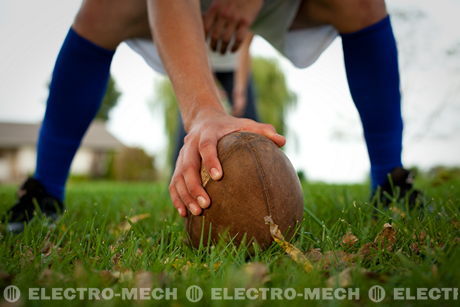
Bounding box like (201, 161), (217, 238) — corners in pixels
(148, 0), (285, 217)
(148, 0), (222, 130)
(232, 33), (253, 117)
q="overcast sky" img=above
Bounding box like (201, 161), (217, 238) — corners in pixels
(1, 0), (459, 183)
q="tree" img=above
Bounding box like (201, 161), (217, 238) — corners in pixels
(96, 76), (122, 121)
(251, 57), (297, 136)
(112, 147), (158, 181)
(152, 56), (297, 171)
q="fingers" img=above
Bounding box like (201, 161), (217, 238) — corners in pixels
(183, 167), (210, 209)
(175, 175), (202, 216)
(203, 5), (216, 38)
(219, 21), (237, 54)
(242, 121), (286, 147)
(198, 134), (222, 181)
(231, 22), (249, 52)
(210, 18), (227, 52)
(169, 185), (187, 217)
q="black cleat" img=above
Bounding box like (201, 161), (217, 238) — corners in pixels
(372, 167), (423, 208)
(2, 177), (65, 233)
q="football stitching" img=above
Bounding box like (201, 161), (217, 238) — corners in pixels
(246, 138), (273, 222)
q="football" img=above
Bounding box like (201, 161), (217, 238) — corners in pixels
(185, 132), (304, 250)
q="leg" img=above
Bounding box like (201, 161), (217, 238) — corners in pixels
(215, 72), (259, 121)
(36, 0), (150, 200)
(296, 0), (404, 190)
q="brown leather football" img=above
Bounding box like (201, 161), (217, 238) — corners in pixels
(185, 132), (304, 250)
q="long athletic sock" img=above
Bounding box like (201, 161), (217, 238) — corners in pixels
(341, 16), (403, 191)
(35, 28), (115, 201)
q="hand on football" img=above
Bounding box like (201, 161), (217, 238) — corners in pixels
(169, 109), (285, 216)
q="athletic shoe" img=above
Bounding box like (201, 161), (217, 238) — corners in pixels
(372, 167), (423, 208)
(2, 177), (65, 233)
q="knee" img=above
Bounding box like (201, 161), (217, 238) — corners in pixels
(73, 0), (149, 49)
(316, 0), (387, 32)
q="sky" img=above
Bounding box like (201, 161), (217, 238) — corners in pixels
(0, 0), (459, 183)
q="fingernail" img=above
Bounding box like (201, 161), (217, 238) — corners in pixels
(210, 168), (221, 180)
(190, 204), (201, 215)
(178, 208), (185, 216)
(197, 196), (208, 208)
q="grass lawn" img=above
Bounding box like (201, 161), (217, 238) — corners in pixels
(0, 174), (459, 306)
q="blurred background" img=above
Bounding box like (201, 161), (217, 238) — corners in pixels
(0, 0), (459, 184)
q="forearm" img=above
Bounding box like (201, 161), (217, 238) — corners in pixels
(233, 34), (253, 94)
(147, 0), (224, 131)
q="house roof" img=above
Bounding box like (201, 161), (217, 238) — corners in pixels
(0, 121), (124, 150)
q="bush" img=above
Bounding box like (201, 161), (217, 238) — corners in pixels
(112, 147), (158, 181)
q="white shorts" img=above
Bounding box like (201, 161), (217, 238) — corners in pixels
(125, 0), (338, 75)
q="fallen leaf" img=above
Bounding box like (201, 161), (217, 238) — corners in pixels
(326, 267), (353, 287)
(118, 213), (151, 232)
(305, 248), (323, 262)
(374, 223), (397, 252)
(135, 271), (153, 289)
(410, 242), (419, 254)
(242, 262), (270, 287)
(99, 270), (117, 285)
(264, 216), (313, 272)
(341, 232), (359, 247)
(358, 242), (377, 259)
(41, 241), (54, 257)
(321, 251), (357, 270)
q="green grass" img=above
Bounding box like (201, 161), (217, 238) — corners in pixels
(0, 175), (459, 306)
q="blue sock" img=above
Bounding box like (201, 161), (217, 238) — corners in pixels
(341, 16), (403, 191)
(35, 28), (115, 201)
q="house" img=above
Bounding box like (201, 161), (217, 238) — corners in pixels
(0, 121), (124, 183)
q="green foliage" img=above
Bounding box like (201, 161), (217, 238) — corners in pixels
(152, 57), (296, 171)
(96, 76), (122, 121)
(112, 147), (158, 181)
(153, 80), (179, 171)
(251, 57), (297, 136)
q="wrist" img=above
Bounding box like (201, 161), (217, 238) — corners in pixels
(185, 103), (226, 131)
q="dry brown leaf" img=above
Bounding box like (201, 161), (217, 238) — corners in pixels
(118, 213), (151, 232)
(242, 262), (270, 287)
(41, 241), (54, 257)
(410, 242), (420, 254)
(374, 223), (397, 252)
(341, 232), (359, 247)
(358, 242), (377, 259)
(99, 270), (117, 285)
(326, 267), (353, 287)
(135, 271), (153, 289)
(264, 216), (313, 272)
(112, 252), (122, 266)
(321, 251), (357, 270)
(305, 248), (323, 262)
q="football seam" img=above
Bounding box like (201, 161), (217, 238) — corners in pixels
(245, 140), (274, 222)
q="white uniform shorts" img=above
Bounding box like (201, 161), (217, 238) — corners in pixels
(125, 0), (338, 75)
